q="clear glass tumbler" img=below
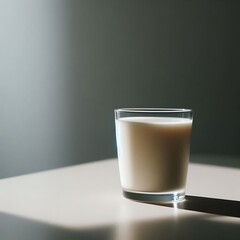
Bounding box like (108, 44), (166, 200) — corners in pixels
(115, 108), (193, 203)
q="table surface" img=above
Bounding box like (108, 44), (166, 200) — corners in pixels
(0, 156), (239, 240)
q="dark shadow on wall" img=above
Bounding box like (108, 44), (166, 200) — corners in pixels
(67, 0), (240, 161)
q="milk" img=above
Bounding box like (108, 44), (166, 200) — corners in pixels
(116, 117), (192, 193)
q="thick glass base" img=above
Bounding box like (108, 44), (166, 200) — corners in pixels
(123, 190), (185, 204)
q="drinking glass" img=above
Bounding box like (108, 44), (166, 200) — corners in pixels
(115, 108), (193, 203)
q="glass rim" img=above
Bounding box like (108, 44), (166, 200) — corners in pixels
(115, 108), (192, 114)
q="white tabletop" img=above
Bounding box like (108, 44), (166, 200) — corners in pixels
(0, 156), (239, 240)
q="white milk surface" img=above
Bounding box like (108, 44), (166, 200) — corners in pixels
(116, 117), (192, 193)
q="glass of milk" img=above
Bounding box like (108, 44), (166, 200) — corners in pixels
(115, 108), (193, 203)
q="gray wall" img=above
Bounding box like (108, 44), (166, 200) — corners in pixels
(1, 0), (240, 178)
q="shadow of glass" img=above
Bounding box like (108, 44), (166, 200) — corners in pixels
(157, 195), (240, 218)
